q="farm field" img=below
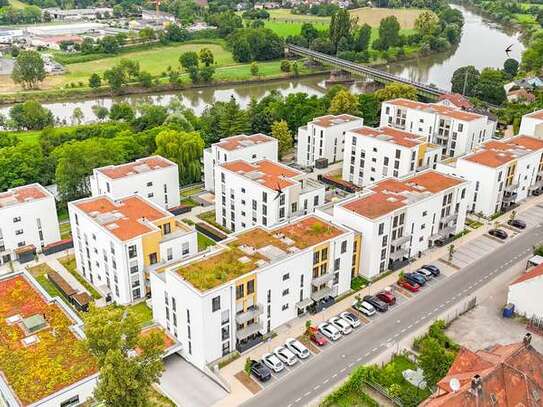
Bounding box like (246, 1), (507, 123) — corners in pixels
(349, 7), (426, 29)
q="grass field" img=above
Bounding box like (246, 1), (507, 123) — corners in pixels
(266, 8), (331, 23)
(8, 0), (26, 8)
(197, 232), (216, 251)
(58, 255), (102, 300)
(264, 20), (328, 37)
(350, 7), (426, 29)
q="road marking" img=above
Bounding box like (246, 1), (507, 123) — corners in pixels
(364, 352), (370, 357)
(323, 379), (329, 384)
(356, 357), (362, 362)
(304, 392), (311, 397)
(400, 328), (406, 333)
(340, 367), (346, 373)
(407, 324), (413, 329)
(371, 347), (378, 352)
(332, 373), (337, 378)
(314, 385), (320, 390)
(295, 398), (301, 403)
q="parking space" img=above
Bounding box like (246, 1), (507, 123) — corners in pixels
(445, 234), (503, 269)
(518, 204), (543, 227)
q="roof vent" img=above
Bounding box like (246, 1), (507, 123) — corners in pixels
(22, 335), (39, 347)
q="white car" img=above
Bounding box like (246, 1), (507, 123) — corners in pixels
(340, 311), (361, 328)
(329, 316), (353, 335)
(285, 338), (310, 359)
(353, 300), (376, 317)
(415, 268), (433, 280)
(318, 322), (342, 341)
(261, 352), (284, 373)
(274, 346), (298, 366)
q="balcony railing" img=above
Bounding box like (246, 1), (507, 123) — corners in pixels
(529, 180), (543, 191)
(389, 248), (409, 261)
(236, 321), (263, 340)
(235, 305), (263, 325)
(311, 286), (333, 302)
(441, 213), (458, 225)
(504, 183), (519, 193)
(503, 192), (518, 203)
(311, 273), (334, 287)
(391, 235), (410, 247)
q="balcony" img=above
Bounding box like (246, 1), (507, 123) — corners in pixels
(389, 248), (408, 261)
(439, 225), (455, 237)
(502, 192), (518, 203)
(504, 183), (519, 193)
(391, 235), (410, 247)
(235, 305), (263, 325)
(311, 286), (333, 302)
(529, 180), (543, 191)
(236, 321), (263, 341)
(441, 213), (458, 225)
(311, 273), (334, 286)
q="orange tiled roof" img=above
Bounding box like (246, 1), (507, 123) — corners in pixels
(75, 195), (170, 241)
(97, 156), (175, 179)
(351, 126), (423, 148)
(511, 263), (543, 285)
(464, 135), (543, 168)
(221, 159), (302, 190)
(387, 98), (483, 122)
(215, 134), (275, 151)
(311, 114), (361, 127)
(421, 340), (543, 407)
(439, 93), (473, 110)
(0, 184), (49, 208)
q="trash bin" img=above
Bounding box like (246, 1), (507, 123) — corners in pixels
(503, 303), (515, 318)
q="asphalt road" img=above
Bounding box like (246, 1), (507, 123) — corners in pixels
(242, 224), (543, 407)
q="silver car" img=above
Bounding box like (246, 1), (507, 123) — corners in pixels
(261, 352), (284, 373)
(318, 322), (342, 341)
(285, 338), (310, 359)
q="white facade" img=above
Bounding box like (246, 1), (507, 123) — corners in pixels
(0, 184), (61, 264)
(90, 156), (180, 210)
(297, 114), (364, 167)
(203, 134), (278, 192)
(329, 170), (469, 279)
(519, 110), (543, 138)
(342, 126), (442, 187)
(436, 136), (543, 217)
(150, 215), (358, 370)
(69, 195), (197, 305)
(215, 159), (325, 233)
(380, 99), (496, 158)
(508, 264), (543, 318)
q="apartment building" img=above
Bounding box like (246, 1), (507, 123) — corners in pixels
(150, 215), (360, 370)
(215, 159), (325, 233)
(203, 134), (278, 192)
(331, 171), (469, 279)
(342, 126), (442, 187)
(380, 99), (496, 158)
(69, 194), (197, 305)
(0, 184), (61, 265)
(519, 109), (543, 138)
(296, 114), (364, 167)
(90, 156), (180, 210)
(436, 135), (543, 217)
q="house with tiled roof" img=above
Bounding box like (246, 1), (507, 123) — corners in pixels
(68, 194), (197, 305)
(215, 159), (325, 233)
(380, 98), (496, 158)
(329, 170), (469, 278)
(508, 263), (543, 319)
(520, 109), (543, 138)
(436, 135), (543, 217)
(297, 114), (364, 167)
(90, 155), (180, 210)
(203, 134), (278, 192)
(437, 93), (474, 111)
(342, 125), (442, 187)
(0, 183), (61, 265)
(421, 334), (543, 406)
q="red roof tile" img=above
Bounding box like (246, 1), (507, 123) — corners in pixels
(215, 134), (275, 151)
(438, 93), (474, 110)
(464, 135), (543, 168)
(351, 126), (424, 148)
(311, 114), (361, 127)
(387, 98), (483, 122)
(0, 184), (49, 208)
(221, 159), (302, 190)
(511, 263), (543, 285)
(97, 156), (175, 180)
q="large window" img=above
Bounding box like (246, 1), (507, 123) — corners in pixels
(236, 284), (244, 300)
(128, 245), (137, 259)
(212, 296), (221, 312)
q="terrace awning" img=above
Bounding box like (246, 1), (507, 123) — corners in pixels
(311, 286), (333, 302)
(311, 273), (334, 287)
(296, 298), (313, 309)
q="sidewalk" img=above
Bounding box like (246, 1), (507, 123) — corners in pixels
(214, 193), (543, 407)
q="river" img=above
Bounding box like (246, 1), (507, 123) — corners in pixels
(0, 4), (524, 124)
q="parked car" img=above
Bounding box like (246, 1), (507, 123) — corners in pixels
(489, 228), (508, 240)
(308, 327), (328, 346)
(251, 360), (272, 382)
(274, 346), (297, 366)
(353, 299), (376, 316)
(363, 295), (389, 312)
(309, 296), (335, 314)
(285, 338), (310, 359)
(415, 267), (433, 280)
(339, 311), (361, 328)
(508, 219), (526, 229)
(318, 322), (342, 341)
(329, 316), (353, 335)
(376, 289), (396, 305)
(405, 272), (426, 287)
(261, 352), (284, 373)
(397, 278), (420, 292)
(534, 189), (542, 196)
(421, 264), (440, 277)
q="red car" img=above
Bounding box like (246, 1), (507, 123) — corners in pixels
(308, 327), (328, 346)
(398, 279), (420, 293)
(376, 290), (396, 305)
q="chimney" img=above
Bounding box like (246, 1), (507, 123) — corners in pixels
(524, 332), (532, 346)
(471, 374), (482, 396)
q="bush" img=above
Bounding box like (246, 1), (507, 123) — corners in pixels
(351, 276), (368, 291)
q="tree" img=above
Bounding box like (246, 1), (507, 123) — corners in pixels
(375, 16), (401, 51)
(138, 27), (156, 43)
(271, 120), (293, 158)
(85, 306), (164, 407)
(475, 68), (506, 105)
(103, 65), (127, 92)
(418, 337), (455, 388)
(100, 35), (120, 54)
(358, 93), (381, 127)
(199, 48), (214, 66)
(414, 10), (439, 37)
(375, 83), (417, 101)
(11, 50), (46, 89)
(292, 62), (299, 76)
(250, 62), (259, 76)
(88, 73), (102, 89)
(301, 22), (319, 44)
(232, 38), (252, 63)
(155, 129), (204, 185)
(9, 100), (53, 130)
(109, 102), (134, 121)
(179, 51), (199, 71)
(522, 32), (543, 72)
(503, 58), (519, 78)
(72, 107), (84, 125)
(280, 60), (291, 73)
(137, 71), (153, 88)
(328, 89), (359, 115)
(448, 244), (455, 261)
(0, 143), (50, 190)
(354, 24), (371, 52)
(329, 8), (354, 52)
(92, 105), (109, 121)
(200, 97), (250, 144)
(450, 65), (480, 97)
(200, 65), (215, 82)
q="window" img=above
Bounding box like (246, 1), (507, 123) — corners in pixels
(182, 242), (189, 256)
(282, 304), (289, 311)
(148, 253), (158, 265)
(167, 248), (173, 261)
(282, 273), (290, 281)
(282, 288), (289, 296)
(60, 395), (80, 407)
(313, 195), (319, 206)
(378, 223), (385, 235)
(236, 284), (244, 300)
(186, 309), (190, 324)
(334, 258), (341, 271)
(15, 229), (23, 236)
(341, 240), (347, 254)
(247, 279), (255, 294)
(222, 325), (229, 341)
(13, 217), (21, 223)
(147, 193), (154, 198)
(163, 223), (171, 235)
(241, 187), (245, 193)
(128, 245), (137, 258)
(147, 181), (153, 187)
(212, 296), (221, 312)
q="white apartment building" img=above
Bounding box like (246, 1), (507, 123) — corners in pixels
(150, 215), (360, 369)
(203, 134), (278, 192)
(0, 184), (61, 265)
(329, 171), (469, 279)
(297, 114), (364, 167)
(436, 135), (543, 217)
(69, 194), (197, 305)
(519, 109), (543, 138)
(215, 159), (325, 233)
(342, 126), (442, 187)
(380, 99), (496, 158)
(90, 156), (180, 210)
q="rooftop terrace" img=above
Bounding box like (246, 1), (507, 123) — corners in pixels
(0, 274), (96, 406)
(96, 156), (175, 180)
(221, 159), (302, 190)
(463, 135), (543, 168)
(0, 184), (50, 209)
(311, 114), (362, 128)
(215, 134), (275, 151)
(386, 98), (484, 122)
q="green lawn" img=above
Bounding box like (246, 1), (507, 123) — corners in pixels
(58, 255), (102, 300)
(197, 232), (216, 251)
(264, 20), (328, 37)
(59, 222), (72, 240)
(0, 130), (42, 145)
(126, 301), (154, 328)
(266, 8), (331, 23)
(197, 210), (230, 233)
(28, 263), (64, 299)
(180, 185), (204, 197)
